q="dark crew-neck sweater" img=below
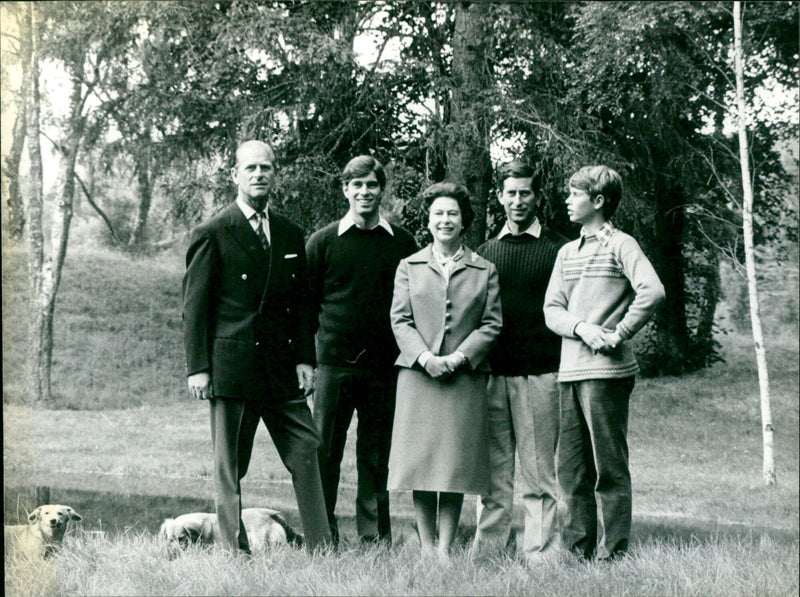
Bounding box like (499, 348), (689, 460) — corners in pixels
(478, 228), (568, 376)
(306, 221), (418, 370)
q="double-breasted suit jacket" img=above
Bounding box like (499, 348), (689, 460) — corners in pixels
(182, 203), (316, 401)
(391, 245), (502, 372)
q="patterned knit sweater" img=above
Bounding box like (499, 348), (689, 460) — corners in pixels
(478, 228), (567, 376)
(543, 224), (665, 382)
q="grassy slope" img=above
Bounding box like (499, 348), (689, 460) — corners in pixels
(3, 246), (799, 534)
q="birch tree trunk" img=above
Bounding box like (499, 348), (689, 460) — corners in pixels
(25, 2), (47, 401)
(733, 0), (775, 486)
(25, 4), (87, 402)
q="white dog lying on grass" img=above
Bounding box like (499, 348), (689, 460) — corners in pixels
(4, 504), (82, 560)
(158, 507), (302, 551)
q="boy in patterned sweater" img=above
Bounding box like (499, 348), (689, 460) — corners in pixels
(544, 165), (665, 561)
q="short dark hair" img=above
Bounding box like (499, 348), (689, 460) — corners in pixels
(341, 155), (386, 189)
(419, 181), (475, 232)
(496, 160), (535, 193)
(568, 165), (623, 219)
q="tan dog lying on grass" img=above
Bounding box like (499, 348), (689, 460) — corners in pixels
(4, 505), (82, 560)
(158, 507), (302, 551)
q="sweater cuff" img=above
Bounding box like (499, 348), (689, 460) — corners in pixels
(616, 321), (633, 340)
(571, 320), (584, 338)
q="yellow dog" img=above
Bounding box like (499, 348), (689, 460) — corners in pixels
(158, 507), (302, 552)
(4, 504), (82, 560)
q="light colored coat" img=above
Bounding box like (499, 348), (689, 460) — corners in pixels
(391, 245), (502, 372)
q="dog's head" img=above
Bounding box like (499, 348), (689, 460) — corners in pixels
(158, 513), (212, 549)
(28, 505), (82, 540)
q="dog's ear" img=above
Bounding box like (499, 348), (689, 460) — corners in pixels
(28, 507), (42, 523)
(158, 519), (175, 541)
(66, 507), (82, 521)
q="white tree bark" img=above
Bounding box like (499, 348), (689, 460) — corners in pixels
(733, 0), (775, 486)
(24, 1), (87, 402)
(25, 2), (48, 402)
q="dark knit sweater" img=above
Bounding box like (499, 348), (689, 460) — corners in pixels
(306, 220), (418, 371)
(478, 228), (567, 376)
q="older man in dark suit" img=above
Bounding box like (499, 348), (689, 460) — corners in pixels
(182, 139), (331, 554)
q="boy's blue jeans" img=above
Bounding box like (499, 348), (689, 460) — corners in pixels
(558, 377), (635, 560)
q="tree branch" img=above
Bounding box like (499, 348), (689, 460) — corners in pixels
(41, 131), (120, 244)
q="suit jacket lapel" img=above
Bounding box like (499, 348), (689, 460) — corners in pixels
(264, 207), (286, 295)
(415, 246), (443, 278)
(223, 204), (270, 274)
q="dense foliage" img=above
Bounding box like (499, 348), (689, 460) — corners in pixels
(2, 0), (797, 376)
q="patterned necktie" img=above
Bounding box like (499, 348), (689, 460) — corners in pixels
(254, 211), (269, 250)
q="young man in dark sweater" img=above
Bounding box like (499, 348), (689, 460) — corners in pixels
(473, 160), (568, 563)
(306, 156), (417, 545)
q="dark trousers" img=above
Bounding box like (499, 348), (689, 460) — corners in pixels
(209, 396), (331, 553)
(557, 377), (635, 560)
(313, 365), (395, 543)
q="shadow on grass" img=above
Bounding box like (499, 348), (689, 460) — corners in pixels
(5, 486), (797, 548)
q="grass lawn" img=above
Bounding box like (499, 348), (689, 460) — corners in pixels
(3, 245), (799, 596)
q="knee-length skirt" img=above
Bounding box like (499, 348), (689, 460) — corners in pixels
(387, 367), (489, 494)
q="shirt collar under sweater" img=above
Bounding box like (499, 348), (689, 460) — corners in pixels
(497, 217), (542, 239)
(579, 221), (615, 248)
(338, 211), (395, 236)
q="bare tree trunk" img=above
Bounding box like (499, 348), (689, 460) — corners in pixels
(733, 0), (775, 486)
(447, 1), (494, 249)
(4, 90), (28, 241)
(26, 12), (87, 402)
(128, 142), (153, 247)
(2, 3), (30, 241)
(25, 2), (47, 402)
(695, 256), (721, 345)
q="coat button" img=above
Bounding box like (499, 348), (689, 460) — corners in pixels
(444, 325), (450, 333)
(445, 313), (452, 321)
(445, 299), (452, 307)
(255, 341), (260, 347)
(242, 274), (248, 280)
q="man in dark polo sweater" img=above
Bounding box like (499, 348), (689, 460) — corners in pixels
(473, 160), (568, 562)
(306, 155), (417, 545)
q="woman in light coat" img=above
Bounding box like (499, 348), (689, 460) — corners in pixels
(388, 181), (502, 558)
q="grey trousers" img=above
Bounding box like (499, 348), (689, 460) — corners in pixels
(210, 396), (331, 553)
(475, 373), (561, 556)
(557, 377), (635, 560)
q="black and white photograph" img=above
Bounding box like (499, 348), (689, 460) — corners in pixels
(2, 1), (798, 595)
